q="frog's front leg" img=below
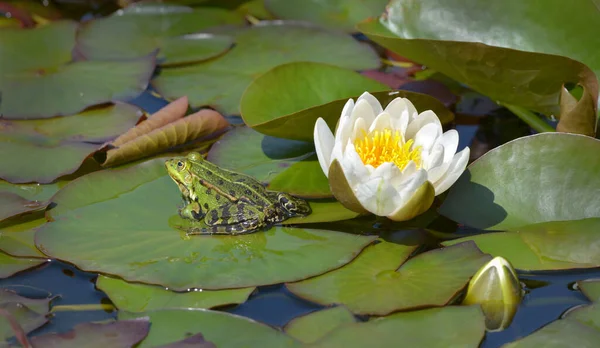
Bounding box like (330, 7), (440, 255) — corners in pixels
(179, 201), (204, 220)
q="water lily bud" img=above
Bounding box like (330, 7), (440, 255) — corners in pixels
(462, 256), (522, 331)
(313, 92), (469, 221)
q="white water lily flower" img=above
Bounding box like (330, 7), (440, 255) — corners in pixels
(314, 92), (469, 221)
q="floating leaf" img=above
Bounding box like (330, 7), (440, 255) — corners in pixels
(99, 109), (229, 167)
(0, 192), (45, 222)
(96, 275), (254, 312)
(157, 332), (216, 348)
(153, 21), (380, 114)
(241, 63), (454, 141)
(28, 319), (150, 347)
(440, 133), (600, 230)
(285, 200), (360, 225)
(77, 5), (241, 65)
(310, 306), (485, 347)
(120, 309), (301, 347)
(444, 219), (600, 271)
(0, 289), (53, 341)
(36, 158), (376, 290)
(287, 241), (491, 315)
(0, 253), (45, 279)
(502, 319), (600, 348)
(284, 306), (356, 344)
(264, 0), (388, 32)
(579, 280), (600, 302)
(358, 1), (599, 135)
(0, 103), (143, 183)
(208, 126), (331, 198)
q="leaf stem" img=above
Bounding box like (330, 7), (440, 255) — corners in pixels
(51, 304), (115, 313)
(501, 103), (556, 133)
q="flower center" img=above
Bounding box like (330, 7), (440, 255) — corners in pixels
(355, 129), (421, 170)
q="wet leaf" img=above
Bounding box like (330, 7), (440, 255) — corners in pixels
(310, 306), (486, 347)
(0, 192), (45, 222)
(100, 109), (229, 167)
(0, 103), (143, 184)
(153, 21), (380, 115)
(77, 5), (242, 65)
(120, 309), (301, 347)
(35, 158), (376, 290)
(28, 319), (150, 347)
(284, 306), (356, 344)
(444, 219), (600, 271)
(0, 253), (45, 279)
(157, 332), (216, 348)
(579, 280), (600, 302)
(208, 126), (331, 198)
(0, 289), (53, 341)
(502, 319), (600, 348)
(96, 275), (254, 312)
(284, 200), (360, 225)
(265, 0), (388, 32)
(359, 1), (599, 136)
(440, 133), (600, 230)
(241, 63), (454, 141)
(287, 241), (491, 315)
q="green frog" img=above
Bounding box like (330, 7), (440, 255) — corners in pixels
(165, 152), (311, 235)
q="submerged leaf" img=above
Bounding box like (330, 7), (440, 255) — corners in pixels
(0, 289), (54, 341)
(0, 253), (45, 279)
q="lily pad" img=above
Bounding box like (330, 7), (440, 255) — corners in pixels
(120, 309), (301, 347)
(443, 219), (600, 271)
(439, 133), (600, 230)
(153, 21), (380, 115)
(96, 275), (255, 312)
(0, 253), (45, 279)
(208, 126), (331, 198)
(287, 241), (491, 315)
(500, 319), (600, 348)
(157, 333), (216, 348)
(241, 63), (454, 141)
(264, 0), (389, 32)
(358, 1), (599, 136)
(28, 319), (150, 347)
(284, 306), (357, 344)
(0, 192), (45, 222)
(579, 280), (600, 302)
(35, 158), (376, 290)
(0, 289), (53, 341)
(77, 5), (242, 65)
(0, 103), (143, 184)
(310, 306), (486, 348)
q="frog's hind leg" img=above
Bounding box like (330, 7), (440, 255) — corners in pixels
(186, 201), (266, 235)
(269, 192), (311, 217)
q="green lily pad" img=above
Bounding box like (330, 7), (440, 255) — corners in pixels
(157, 333), (216, 348)
(241, 63), (454, 141)
(0, 253), (45, 279)
(208, 126), (331, 198)
(284, 306), (357, 344)
(0, 289), (53, 341)
(0, 103), (143, 184)
(96, 275), (255, 312)
(287, 241), (491, 315)
(120, 309), (301, 347)
(310, 306), (486, 348)
(0, 192), (45, 222)
(0, 56), (155, 119)
(579, 280), (600, 302)
(28, 320), (150, 347)
(501, 319), (600, 348)
(35, 158), (376, 290)
(358, 0), (599, 136)
(443, 219), (600, 271)
(439, 133), (600, 230)
(153, 21), (380, 115)
(77, 5), (242, 65)
(264, 0), (389, 32)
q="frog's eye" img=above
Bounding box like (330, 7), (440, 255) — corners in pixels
(177, 161), (185, 169)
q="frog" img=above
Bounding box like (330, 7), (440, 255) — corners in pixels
(165, 152), (311, 235)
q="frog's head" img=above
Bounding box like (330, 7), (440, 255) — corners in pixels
(165, 153), (201, 200)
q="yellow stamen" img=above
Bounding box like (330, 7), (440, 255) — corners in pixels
(355, 129), (421, 170)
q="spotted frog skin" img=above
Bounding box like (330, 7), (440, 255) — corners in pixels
(165, 152), (311, 235)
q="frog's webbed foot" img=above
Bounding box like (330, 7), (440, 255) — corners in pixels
(179, 201), (204, 220)
(187, 201), (266, 235)
(270, 192), (311, 217)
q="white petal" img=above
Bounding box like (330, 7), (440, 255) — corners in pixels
(390, 160), (416, 188)
(357, 92), (383, 116)
(404, 98), (419, 122)
(341, 98), (355, 118)
(413, 123), (442, 152)
(330, 141), (343, 166)
(354, 176), (398, 216)
(405, 110), (442, 140)
(432, 147), (470, 195)
(351, 117), (368, 141)
(423, 143), (444, 171)
(368, 111), (392, 133)
(335, 114), (352, 151)
(391, 169), (428, 211)
(341, 142), (369, 186)
(436, 129), (459, 165)
(369, 161), (400, 180)
(314, 118), (335, 177)
(349, 99), (376, 129)
(384, 97), (408, 118)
